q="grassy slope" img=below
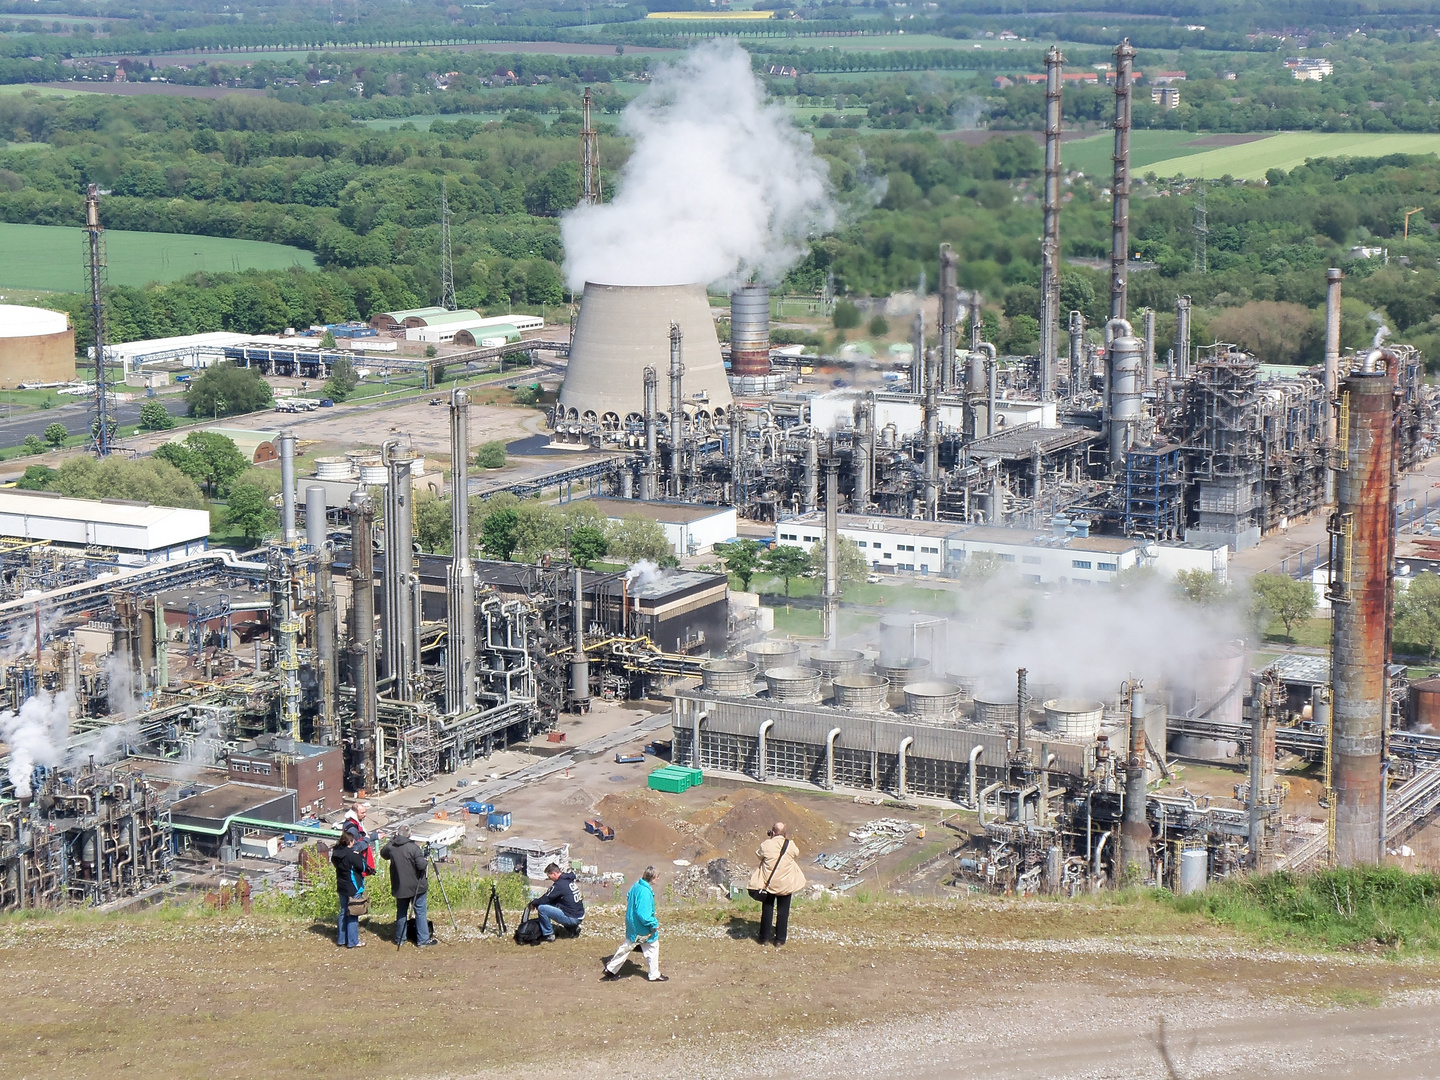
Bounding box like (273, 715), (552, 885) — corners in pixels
(0, 222), (317, 291)
(1144, 131), (1440, 179)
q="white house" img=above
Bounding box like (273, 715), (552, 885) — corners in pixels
(584, 498), (737, 558)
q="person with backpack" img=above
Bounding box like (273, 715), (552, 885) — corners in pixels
(343, 802), (376, 875)
(533, 862), (585, 942)
(332, 831), (371, 949)
(747, 821), (805, 947)
(380, 825), (436, 948)
(601, 866), (666, 982)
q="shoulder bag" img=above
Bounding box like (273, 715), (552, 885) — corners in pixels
(750, 838), (790, 900)
(346, 866), (369, 916)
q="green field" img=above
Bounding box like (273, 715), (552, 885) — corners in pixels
(1143, 131), (1440, 179)
(1061, 129), (1222, 178)
(362, 111), (508, 130)
(0, 223), (317, 292)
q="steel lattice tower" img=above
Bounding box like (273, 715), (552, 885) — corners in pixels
(580, 86), (602, 206)
(84, 184), (112, 457)
(440, 178), (456, 311)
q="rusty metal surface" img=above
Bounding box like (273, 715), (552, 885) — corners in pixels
(1331, 370), (1395, 866)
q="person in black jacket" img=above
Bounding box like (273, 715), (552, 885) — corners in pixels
(380, 826), (436, 947)
(533, 862), (584, 942)
(331, 831), (370, 949)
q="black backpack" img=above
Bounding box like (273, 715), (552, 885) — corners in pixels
(514, 909), (545, 946)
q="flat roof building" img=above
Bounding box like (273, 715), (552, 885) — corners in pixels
(0, 490), (210, 564)
(583, 497), (737, 558)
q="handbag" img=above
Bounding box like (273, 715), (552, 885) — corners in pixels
(749, 837), (790, 900)
(347, 894), (369, 917)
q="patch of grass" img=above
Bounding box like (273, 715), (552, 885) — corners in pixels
(1144, 131), (1440, 180)
(251, 860), (532, 919)
(1262, 615), (1332, 648)
(1166, 867), (1440, 955)
(1062, 129), (1232, 178)
(0, 222), (316, 292)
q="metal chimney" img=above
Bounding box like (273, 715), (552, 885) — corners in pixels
(938, 245), (959, 392)
(347, 490), (377, 791)
(642, 365), (658, 501)
(910, 309), (924, 396)
(668, 323), (684, 499)
(1121, 681), (1149, 875)
(1324, 268), (1344, 504)
(446, 389), (477, 715)
(1174, 295), (1192, 381)
(571, 566), (590, 710)
(1330, 354), (1396, 866)
(1040, 46), (1064, 400)
(823, 440), (840, 649)
(305, 485), (327, 549)
(279, 430), (297, 543)
(1109, 39), (1135, 323)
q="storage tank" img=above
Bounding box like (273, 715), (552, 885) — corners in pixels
(1177, 849), (1208, 895)
(748, 640), (802, 669)
(764, 666), (821, 704)
(315, 456), (352, 480)
(806, 649), (866, 678)
(557, 282), (734, 425)
(879, 613), (948, 667)
(701, 659), (758, 694)
(1411, 675), (1440, 732)
(729, 283), (771, 377)
(1042, 698), (1106, 741)
(832, 674), (888, 709)
(904, 681), (962, 719)
(0, 304), (75, 388)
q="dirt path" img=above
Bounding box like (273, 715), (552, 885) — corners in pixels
(4, 900), (1437, 1080)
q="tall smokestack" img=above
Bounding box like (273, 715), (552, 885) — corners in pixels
(668, 323), (684, 499)
(1174, 295), (1192, 381)
(279, 430), (297, 544)
(1325, 268), (1344, 504)
(1121, 681), (1149, 875)
(823, 440), (840, 649)
(305, 485), (327, 549)
(1248, 672), (1279, 872)
(923, 348), (939, 520)
(314, 544), (337, 744)
(1110, 39), (1135, 323)
(1330, 352), (1396, 866)
(804, 435), (819, 514)
(642, 365), (658, 501)
(938, 245), (959, 393)
(1068, 310), (1085, 401)
(729, 283), (771, 377)
(446, 390), (477, 716)
(347, 491), (377, 792)
(1040, 46), (1064, 401)
(910, 309), (924, 395)
(852, 400), (870, 513)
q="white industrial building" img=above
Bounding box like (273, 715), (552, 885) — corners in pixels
(584, 498), (736, 558)
(808, 390), (1057, 438)
(773, 513), (1224, 587)
(0, 490), (211, 563)
(404, 313), (543, 344)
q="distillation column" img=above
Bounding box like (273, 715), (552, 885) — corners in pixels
(938, 245), (958, 393)
(381, 443), (419, 701)
(1330, 351), (1396, 866)
(1109, 39), (1135, 323)
(1106, 320), (1143, 471)
(1174, 295), (1192, 381)
(1068, 311), (1085, 401)
(642, 366), (658, 502)
(348, 491), (377, 791)
(924, 348), (939, 520)
(823, 441), (840, 649)
(446, 390), (477, 716)
(668, 323), (684, 499)
(570, 566), (590, 711)
(910, 310), (924, 395)
(279, 429), (297, 544)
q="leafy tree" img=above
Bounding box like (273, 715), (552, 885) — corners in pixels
(1396, 573), (1440, 659)
(16, 465), (54, 491)
(606, 516), (675, 566)
(764, 544), (813, 598)
(324, 357), (359, 403)
(480, 506), (519, 560)
(43, 422), (67, 448)
(1174, 568), (1229, 607)
(320, 330), (337, 348)
(807, 537), (867, 588)
(1250, 571), (1317, 641)
(138, 400), (176, 431)
(513, 503), (565, 562)
(832, 301), (861, 331)
(715, 539), (762, 591)
(414, 492), (454, 555)
(513, 384), (541, 406)
(425, 345), (438, 358)
(867, 315), (889, 337)
(475, 441), (507, 470)
(568, 524), (608, 568)
(22, 434), (44, 455)
(153, 431), (248, 497)
(51, 457), (205, 509)
(1208, 302), (1317, 366)
(185, 362), (273, 419)
(225, 483), (277, 545)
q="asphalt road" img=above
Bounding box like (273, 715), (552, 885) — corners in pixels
(0, 394), (190, 447)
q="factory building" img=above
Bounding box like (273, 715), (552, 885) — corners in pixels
(227, 735), (344, 817)
(403, 312), (543, 344)
(0, 304), (75, 388)
(0, 490), (210, 563)
(582, 497), (737, 558)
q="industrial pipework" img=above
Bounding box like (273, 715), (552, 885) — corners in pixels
(1329, 349), (1397, 865)
(446, 389), (478, 716)
(1109, 39), (1135, 323)
(1040, 45), (1065, 400)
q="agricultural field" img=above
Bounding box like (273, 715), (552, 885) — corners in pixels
(1142, 132), (1440, 180)
(0, 223), (316, 292)
(1059, 129), (1233, 178)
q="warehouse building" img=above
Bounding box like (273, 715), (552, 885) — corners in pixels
(583, 497), (737, 558)
(0, 490), (210, 563)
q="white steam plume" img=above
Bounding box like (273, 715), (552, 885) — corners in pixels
(625, 559), (662, 589)
(561, 40), (835, 291)
(1, 690), (73, 799)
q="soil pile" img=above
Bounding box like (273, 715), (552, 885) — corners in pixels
(595, 790), (712, 860)
(689, 790), (841, 858)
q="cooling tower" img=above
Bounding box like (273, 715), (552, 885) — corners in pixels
(557, 282), (734, 426)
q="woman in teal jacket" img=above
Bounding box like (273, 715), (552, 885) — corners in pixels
(601, 866), (667, 982)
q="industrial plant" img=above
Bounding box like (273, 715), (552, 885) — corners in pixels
(1, 40), (1438, 914)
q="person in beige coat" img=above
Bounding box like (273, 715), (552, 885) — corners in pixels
(747, 821), (805, 946)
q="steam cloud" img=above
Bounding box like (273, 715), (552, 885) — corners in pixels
(928, 567), (1244, 704)
(1, 690), (73, 799)
(625, 559), (663, 590)
(561, 41), (835, 291)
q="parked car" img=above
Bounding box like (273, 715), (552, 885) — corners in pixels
(866, 573), (882, 584)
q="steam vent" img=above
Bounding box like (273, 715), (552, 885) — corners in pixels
(557, 282), (735, 427)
